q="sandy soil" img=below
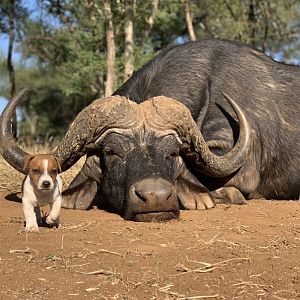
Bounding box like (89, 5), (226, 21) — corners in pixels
(0, 190), (299, 300)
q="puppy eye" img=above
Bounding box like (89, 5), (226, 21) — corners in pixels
(32, 168), (40, 174)
(51, 169), (57, 175)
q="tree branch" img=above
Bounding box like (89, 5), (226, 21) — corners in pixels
(141, 0), (159, 49)
(7, 0), (17, 138)
(182, 0), (196, 41)
(124, 0), (134, 81)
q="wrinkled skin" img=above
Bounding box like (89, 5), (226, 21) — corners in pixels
(103, 131), (181, 220)
(57, 91), (250, 223)
(63, 128), (215, 221)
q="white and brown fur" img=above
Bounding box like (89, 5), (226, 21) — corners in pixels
(22, 154), (62, 232)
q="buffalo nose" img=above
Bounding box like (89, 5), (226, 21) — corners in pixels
(126, 178), (179, 222)
(42, 180), (51, 188)
(132, 178), (173, 203)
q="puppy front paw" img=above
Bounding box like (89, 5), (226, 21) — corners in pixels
(25, 224), (39, 233)
(46, 216), (61, 228)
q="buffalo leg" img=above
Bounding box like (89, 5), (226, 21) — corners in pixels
(211, 187), (246, 204)
(176, 182), (215, 210)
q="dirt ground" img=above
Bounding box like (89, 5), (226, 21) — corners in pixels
(0, 152), (299, 300)
(0, 189), (299, 300)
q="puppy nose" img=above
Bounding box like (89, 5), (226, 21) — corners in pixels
(42, 181), (51, 188)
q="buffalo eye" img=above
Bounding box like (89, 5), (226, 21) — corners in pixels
(166, 148), (180, 159)
(170, 149), (180, 157)
(32, 168), (40, 174)
(104, 148), (121, 159)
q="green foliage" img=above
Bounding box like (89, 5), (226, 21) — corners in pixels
(151, 1), (185, 48)
(0, 0), (28, 34)
(0, 0), (299, 140)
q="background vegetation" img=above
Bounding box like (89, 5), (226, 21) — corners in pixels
(0, 0), (300, 142)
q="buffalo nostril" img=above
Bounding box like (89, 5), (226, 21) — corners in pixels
(133, 181), (173, 203)
(42, 181), (51, 187)
(134, 188), (149, 202)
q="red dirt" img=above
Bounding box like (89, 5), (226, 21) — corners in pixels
(0, 191), (299, 299)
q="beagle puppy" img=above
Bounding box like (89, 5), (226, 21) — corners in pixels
(22, 154), (62, 232)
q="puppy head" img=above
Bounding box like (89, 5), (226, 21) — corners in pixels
(24, 154), (61, 191)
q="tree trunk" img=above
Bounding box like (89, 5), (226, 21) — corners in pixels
(22, 107), (38, 138)
(261, 1), (270, 53)
(248, 0), (257, 46)
(124, 0), (134, 81)
(141, 0), (159, 49)
(104, 0), (116, 97)
(182, 0), (196, 41)
(7, 0), (17, 138)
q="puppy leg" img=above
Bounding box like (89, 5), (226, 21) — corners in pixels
(22, 198), (39, 232)
(34, 207), (43, 226)
(46, 197), (62, 228)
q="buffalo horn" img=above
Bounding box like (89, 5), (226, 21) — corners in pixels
(0, 89), (31, 174)
(53, 96), (139, 171)
(144, 93), (251, 178)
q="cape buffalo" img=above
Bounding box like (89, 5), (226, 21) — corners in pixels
(1, 39), (299, 222)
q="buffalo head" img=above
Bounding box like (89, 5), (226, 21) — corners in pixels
(0, 91), (250, 221)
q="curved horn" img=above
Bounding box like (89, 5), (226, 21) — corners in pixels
(0, 89), (31, 174)
(143, 93), (251, 178)
(53, 96), (140, 172)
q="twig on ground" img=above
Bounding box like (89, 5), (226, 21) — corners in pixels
(63, 221), (96, 230)
(82, 248), (123, 258)
(232, 281), (271, 288)
(179, 294), (220, 299)
(273, 295), (289, 300)
(67, 263), (90, 268)
(9, 247), (34, 254)
(61, 235), (65, 251)
(175, 257), (251, 275)
(205, 232), (223, 244)
(214, 238), (247, 248)
(158, 284), (219, 299)
(235, 217), (243, 234)
(158, 284), (185, 298)
(85, 287), (100, 292)
(77, 269), (117, 276)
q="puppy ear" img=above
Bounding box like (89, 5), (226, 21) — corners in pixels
(23, 155), (34, 173)
(54, 157), (62, 173)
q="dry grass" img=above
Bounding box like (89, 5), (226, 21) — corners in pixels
(0, 144), (85, 193)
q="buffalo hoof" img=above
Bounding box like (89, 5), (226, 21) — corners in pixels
(211, 187), (246, 205)
(177, 187), (215, 210)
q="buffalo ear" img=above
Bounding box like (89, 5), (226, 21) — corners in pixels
(62, 155), (102, 210)
(62, 176), (98, 210)
(23, 155), (35, 174)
